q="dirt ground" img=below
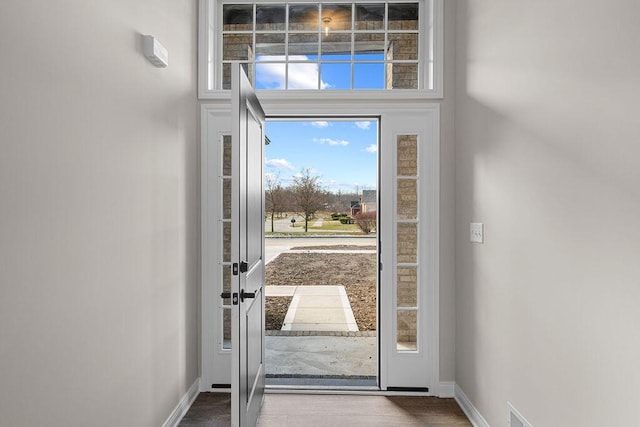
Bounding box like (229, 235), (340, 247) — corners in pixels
(265, 296), (292, 331)
(265, 251), (377, 331)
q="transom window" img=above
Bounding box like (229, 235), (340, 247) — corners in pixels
(199, 0), (442, 96)
(222, 2), (419, 91)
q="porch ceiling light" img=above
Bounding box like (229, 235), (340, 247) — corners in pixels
(322, 16), (332, 36)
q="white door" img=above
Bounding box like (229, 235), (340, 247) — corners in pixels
(231, 63), (266, 427)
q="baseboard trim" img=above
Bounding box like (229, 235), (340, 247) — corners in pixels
(437, 381), (455, 398)
(163, 378), (200, 427)
(454, 384), (490, 427)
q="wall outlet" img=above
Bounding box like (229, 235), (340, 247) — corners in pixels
(470, 223), (484, 243)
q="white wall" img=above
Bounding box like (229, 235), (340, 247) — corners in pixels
(0, 1), (198, 426)
(455, 0), (640, 425)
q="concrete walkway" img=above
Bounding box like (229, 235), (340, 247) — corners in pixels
(284, 286), (358, 332)
(265, 285), (358, 332)
(265, 336), (377, 377)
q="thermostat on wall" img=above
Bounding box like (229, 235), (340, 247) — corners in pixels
(143, 35), (168, 68)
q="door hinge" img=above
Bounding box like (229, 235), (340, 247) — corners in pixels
(239, 261), (248, 273)
(379, 262), (383, 271)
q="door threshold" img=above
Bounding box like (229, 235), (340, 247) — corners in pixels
(265, 387), (436, 397)
(266, 385), (380, 393)
(266, 375), (376, 388)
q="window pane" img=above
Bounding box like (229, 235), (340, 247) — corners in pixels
(390, 63), (418, 89)
(388, 3), (419, 31)
(256, 62), (286, 89)
(223, 308), (231, 349)
(222, 265), (232, 305)
(288, 62), (320, 89)
(388, 33), (419, 61)
(222, 63), (231, 90)
(289, 4), (319, 31)
(321, 33), (351, 59)
(355, 33), (385, 55)
(397, 135), (418, 176)
(397, 267), (417, 307)
(222, 135), (232, 176)
(223, 178), (231, 219)
(397, 179), (417, 220)
(223, 221), (231, 262)
(223, 4), (253, 31)
(355, 4), (384, 30)
(289, 33), (319, 56)
(397, 310), (417, 351)
(397, 223), (417, 263)
(354, 62), (384, 89)
(321, 63), (352, 89)
(256, 5), (285, 31)
(223, 34), (253, 60)
(321, 4), (353, 31)
(256, 33), (285, 58)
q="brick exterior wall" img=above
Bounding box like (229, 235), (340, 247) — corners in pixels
(397, 223), (418, 264)
(397, 135), (418, 175)
(397, 310), (417, 345)
(223, 222), (231, 262)
(397, 267), (418, 306)
(397, 179), (417, 220)
(396, 134), (419, 347)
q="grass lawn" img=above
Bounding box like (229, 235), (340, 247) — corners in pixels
(309, 220), (361, 232)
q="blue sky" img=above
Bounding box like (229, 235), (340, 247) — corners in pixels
(255, 53), (385, 90)
(265, 120), (378, 193)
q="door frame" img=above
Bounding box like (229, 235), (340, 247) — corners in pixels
(200, 99), (441, 394)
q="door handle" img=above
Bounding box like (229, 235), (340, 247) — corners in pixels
(240, 289), (256, 302)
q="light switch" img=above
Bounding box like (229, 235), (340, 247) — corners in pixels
(470, 223), (484, 243)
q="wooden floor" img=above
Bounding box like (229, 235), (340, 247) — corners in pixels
(179, 392), (471, 426)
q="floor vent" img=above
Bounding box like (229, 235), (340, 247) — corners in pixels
(508, 402), (532, 427)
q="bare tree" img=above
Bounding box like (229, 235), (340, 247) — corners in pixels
(355, 211), (377, 234)
(265, 173), (284, 233)
(292, 168), (325, 232)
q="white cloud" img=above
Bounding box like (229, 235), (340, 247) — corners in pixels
(256, 56), (329, 90)
(313, 138), (349, 146)
(266, 158), (295, 170)
(254, 62), (286, 89)
(355, 121), (371, 130)
(311, 121), (329, 128)
(365, 144), (378, 153)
